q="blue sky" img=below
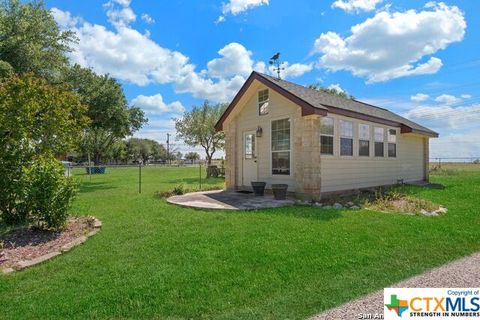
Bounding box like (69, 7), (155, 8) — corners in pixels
(47, 0), (480, 159)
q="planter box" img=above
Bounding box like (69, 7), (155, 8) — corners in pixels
(86, 166), (106, 174)
(251, 182), (266, 196)
(271, 184), (288, 200)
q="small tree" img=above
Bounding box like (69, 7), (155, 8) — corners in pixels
(174, 101), (225, 170)
(308, 83), (355, 100)
(185, 152), (200, 164)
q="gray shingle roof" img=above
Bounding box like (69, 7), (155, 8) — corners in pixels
(256, 72), (438, 137)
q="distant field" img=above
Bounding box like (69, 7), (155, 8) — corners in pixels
(2, 166), (479, 319)
(430, 162), (480, 172)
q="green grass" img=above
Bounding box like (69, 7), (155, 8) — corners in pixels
(1, 165), (480, 319)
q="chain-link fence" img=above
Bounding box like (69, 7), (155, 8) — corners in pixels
(68, 163), (225, 195)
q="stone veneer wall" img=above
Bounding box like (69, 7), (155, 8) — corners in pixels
(424, 136), (429, 182)
(294, 113), (322, 201)
(224, 120), (237, 189)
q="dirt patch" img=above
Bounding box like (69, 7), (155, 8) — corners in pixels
(0, 217), (97, 269)
(365, 192), (441, 215)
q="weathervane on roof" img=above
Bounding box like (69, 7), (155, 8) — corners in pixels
(269, 52), (285, 80)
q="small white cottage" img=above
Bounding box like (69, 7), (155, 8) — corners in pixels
(215, 72), (438, 200)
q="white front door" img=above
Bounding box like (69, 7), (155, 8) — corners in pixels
(242, 131), (258, 187)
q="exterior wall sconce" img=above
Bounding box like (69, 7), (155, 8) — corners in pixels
(256, 126), (263, 137)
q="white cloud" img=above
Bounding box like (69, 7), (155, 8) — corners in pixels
(403, 103), (480, 130)
(141, 13), (155, 24)
(65, 22), (193, 86)
(131, 94), (185, 114)
(218, 0), (269, 22)
(313, 2), (466, 83)
(52, 7), (309, 104)
(222, 0), (269, 15)
(104, 0), (136, 28)
(276, 62), (314, 78)
(111, 0), (131, 6)
(207, 42), (255, 78)
(332, 0), (383, 13)
(50, 8), (82, 28)
(174, 73), (246, 102)
(461, 94), (472, 99)
(411, 93), (429, 102)
(434, 94), (461, 105)
(327, 83), (345, 93)
(430, 129), (480, 158)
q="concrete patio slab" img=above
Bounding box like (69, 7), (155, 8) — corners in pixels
(167, 190), (295, 210)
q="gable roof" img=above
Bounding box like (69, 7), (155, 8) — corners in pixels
(215, 71), (438, 137)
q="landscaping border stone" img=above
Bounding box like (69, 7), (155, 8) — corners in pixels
(1, 217), (102, 274)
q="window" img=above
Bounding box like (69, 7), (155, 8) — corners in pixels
(374, 127), (384, 157)
(320, 117), (334, 155)
(271, 119), (290, 175)
(388, 129), (397, 158)
(258, 89), (269, 115)
(340, 120), (353, 156)
(244, 133), (255, 159)
(358, 124), (370, 156)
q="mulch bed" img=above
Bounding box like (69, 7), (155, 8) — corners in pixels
(0, 217), (96, 269)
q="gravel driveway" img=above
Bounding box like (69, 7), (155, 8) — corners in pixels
(310, 252), (480, 320)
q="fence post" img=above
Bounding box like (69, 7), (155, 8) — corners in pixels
(139, 164), (142, 194)
(199, 162), (202, 190)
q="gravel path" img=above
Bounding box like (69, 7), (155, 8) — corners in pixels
(310, 252), (480, 320)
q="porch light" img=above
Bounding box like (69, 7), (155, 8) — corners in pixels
(256, 126), (263, 137)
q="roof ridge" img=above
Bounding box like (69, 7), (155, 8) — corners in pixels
(255, 72), (390, 111)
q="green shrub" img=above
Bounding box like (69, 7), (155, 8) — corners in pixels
(25, 155), (78, 229)
(172, 184), (185, 195)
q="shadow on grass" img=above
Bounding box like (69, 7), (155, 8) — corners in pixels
(79, 182), (117, 193)
(261, 205), (344, 221)
(187, 204), (344, 222)
(168, 177), (224, 186)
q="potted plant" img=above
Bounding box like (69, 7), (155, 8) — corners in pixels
(251, 181), (266, 196)
(272, 184), (288, 200)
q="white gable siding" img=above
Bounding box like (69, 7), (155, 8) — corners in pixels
(233, 84), (300, 191)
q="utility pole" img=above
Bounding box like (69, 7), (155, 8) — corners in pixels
(166, 133), (171, 165)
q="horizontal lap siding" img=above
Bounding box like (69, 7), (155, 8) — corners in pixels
(321, 124), (425, 193)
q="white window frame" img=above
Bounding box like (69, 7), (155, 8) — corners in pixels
(340, 120), (353, 156)
(388, 128), (397, 158)
(258, 89), (269, 115)
(374, 127), (385, 157)
(271, 118), (291, 175)
(320, 117), (334, 155)
(358, 124), (370, 157)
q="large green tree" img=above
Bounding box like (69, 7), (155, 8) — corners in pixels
(66, 65), (147, 164)
(185, 151), (200, 164)
(126, 138), (167, 164)
(0, 0), (76, 81)
(174, 101), (225, 166)
(0, 74), (87, 225)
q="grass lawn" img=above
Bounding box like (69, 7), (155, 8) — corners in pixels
(1, 165), (480, 319)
